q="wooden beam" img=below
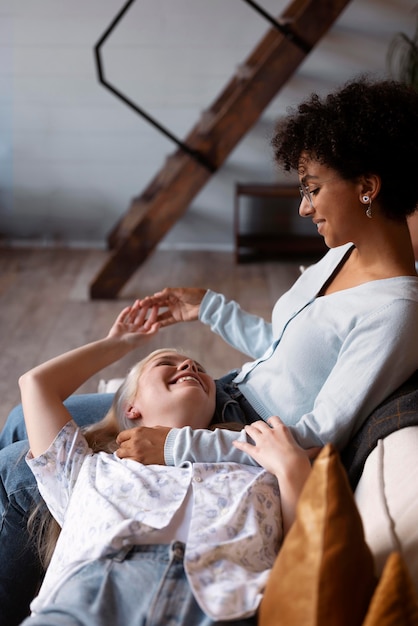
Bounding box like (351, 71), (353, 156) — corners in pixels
(90, 0), (352, 298)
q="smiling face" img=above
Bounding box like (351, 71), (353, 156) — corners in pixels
(298, 156), (373, 249)
(127, 350), (216, 430)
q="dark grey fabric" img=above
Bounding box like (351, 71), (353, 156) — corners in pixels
(341, 370), (418, 490)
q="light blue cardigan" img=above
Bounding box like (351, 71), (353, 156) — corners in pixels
(165, 244), (418, 465)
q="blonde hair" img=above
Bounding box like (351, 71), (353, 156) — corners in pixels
(85, 348), (184, 452)
(30, 348), (186, 567)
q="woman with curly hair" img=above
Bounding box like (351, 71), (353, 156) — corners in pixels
(130, 76), (418, 464)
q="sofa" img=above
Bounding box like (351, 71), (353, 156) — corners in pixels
(99, 371), (418, 625)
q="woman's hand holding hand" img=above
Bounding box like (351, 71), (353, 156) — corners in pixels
(233, 416), (321, 534)
(116, 426), (169, 464)
(139, 287), (207, 328)
(107, 300), (160, 346)
(233, 417), (315, 481)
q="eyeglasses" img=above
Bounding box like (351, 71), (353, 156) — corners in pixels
(298, 177), (338, 209)
(299, 184), (315, 208)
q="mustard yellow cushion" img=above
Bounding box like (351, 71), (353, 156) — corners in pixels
(362, 552), (418, 626)
(259, 444), (377, 626)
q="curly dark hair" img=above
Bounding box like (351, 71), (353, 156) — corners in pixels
(272, 76), (418, 220)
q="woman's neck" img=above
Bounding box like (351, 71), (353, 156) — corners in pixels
(320, 221), (416, 296)
(352, 218), (416, 277)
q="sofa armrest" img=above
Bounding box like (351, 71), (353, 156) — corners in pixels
(355, 426), (418, 597)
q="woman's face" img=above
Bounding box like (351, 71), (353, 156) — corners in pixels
(128, 350), (216, 429)
(298, 156), (366, 249)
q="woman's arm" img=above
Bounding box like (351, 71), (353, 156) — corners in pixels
(140, 287), (274, 359)
(198, 291), (273, 358)
(19, 302), (159, 458)
(116, 424), (261, 466)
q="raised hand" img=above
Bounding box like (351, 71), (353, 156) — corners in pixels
(139, 287), (207, 328)
(107, 300), (160, 345)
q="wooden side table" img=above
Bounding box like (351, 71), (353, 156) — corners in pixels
(234, 183), (327, 263)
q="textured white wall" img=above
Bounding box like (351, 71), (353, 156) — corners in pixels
(0, 0), (416, 248)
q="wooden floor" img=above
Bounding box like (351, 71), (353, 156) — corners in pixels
(0, 246), (302, 431)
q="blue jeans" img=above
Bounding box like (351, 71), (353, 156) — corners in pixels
(0, 393), (115, 448)
(0, 394), (114, 626)
(20, 542), (256, 626)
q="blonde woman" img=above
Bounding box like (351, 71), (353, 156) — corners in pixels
(19, 300), (312, 626)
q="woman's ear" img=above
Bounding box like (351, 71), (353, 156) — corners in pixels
(360, 174), (381, 201)
(126, 405), (141, 420)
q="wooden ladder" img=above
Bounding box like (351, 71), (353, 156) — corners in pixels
(90, 0), (351, 299)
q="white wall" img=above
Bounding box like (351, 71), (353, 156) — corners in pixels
(0, 0), (416, 249)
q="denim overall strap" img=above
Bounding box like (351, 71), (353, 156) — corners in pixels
(214, 371), (262, 426)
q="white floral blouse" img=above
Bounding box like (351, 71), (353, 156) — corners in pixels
(27, 420), (282, 620)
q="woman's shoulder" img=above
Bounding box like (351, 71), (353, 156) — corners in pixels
(304, 244), (353, 274)
(27, 419), (89, 467)
(366, 275), (418, 301)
